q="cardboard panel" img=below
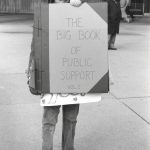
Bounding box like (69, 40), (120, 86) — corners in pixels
(48, 3), (109, 93)
(32, 2), (109, 95)
(32, 27), (42, 92)
(41, 29), (50, 93)
(40, 2), (50, 93)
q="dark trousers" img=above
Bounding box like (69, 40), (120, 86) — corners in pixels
(42, 104), (79, 150)
(108, 34), (116, 48)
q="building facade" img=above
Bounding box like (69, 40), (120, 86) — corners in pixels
(0, 0), (149, 13)
(0, 0), (34, 13)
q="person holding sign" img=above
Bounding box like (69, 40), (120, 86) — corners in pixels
(27, 0), (107, 150)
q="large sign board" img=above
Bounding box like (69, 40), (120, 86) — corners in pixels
(48, 3), (109, 94)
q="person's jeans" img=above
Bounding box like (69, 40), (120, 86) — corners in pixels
(42, 104), (79, 150)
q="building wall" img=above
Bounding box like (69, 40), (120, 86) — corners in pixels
(0, 0), (34, 13)
(144, 0), (150, 13)
(0, 0), (149, 14)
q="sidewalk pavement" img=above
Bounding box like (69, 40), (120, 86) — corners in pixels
(0, 14), (150, 150)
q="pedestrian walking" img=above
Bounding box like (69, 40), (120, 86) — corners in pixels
(108, 0), (122, 50)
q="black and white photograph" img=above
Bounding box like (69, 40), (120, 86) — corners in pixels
(0, 0), (150, 150)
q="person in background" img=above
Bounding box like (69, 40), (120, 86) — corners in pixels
(120, 0), (133, 23)
(108, 0), (121, 50)
(125, 0), (134, 20)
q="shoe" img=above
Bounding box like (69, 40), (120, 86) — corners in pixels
(108, 47), (117, 50)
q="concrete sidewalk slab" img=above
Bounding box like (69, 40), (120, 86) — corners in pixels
(120, 97), (150, 124)
(0, 74), (39, 105)
(109, 17), (150, 98)
(0, 14), (150, 150)
(0, 33), (32, 74)
(0, 22), (33, 33)
(76, 97), (150, 150)
(0, 104), (42, 150)
(0, 96), (150, 150)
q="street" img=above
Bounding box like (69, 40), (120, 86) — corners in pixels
(0, 14), (150, 150)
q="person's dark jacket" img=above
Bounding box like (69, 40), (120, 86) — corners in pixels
(107, 0), (121, 34)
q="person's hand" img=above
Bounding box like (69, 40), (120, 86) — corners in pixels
(70, 0), (82, 7)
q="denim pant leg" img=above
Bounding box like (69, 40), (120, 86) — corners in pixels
(42, 106), (60, 150)
(62, 104), (80, 150)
